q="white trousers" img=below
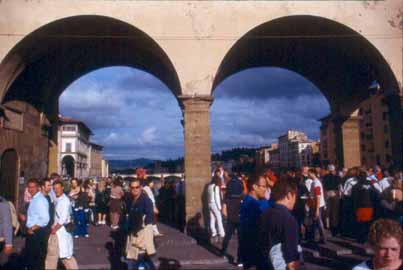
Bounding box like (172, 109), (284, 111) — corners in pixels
(209, 203), (225, 237)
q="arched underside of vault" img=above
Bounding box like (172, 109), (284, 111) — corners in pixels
(213, 15), (400, 117)
(1, 15), (181, 118)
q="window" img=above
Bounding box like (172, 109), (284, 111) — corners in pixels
(65, 143), (72, 152)
(384, 125), (388, 133)
(361, 144), (366, 151)
(386, 154), (391, 162)
(63, 125), (76, 131)
(385, 140), (389, 148)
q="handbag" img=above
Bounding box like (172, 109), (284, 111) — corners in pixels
(64, 222), (74, 234)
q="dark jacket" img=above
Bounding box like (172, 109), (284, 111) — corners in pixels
(351, 178), (379, 210)
(127, 192), (153, 235)
(224, 177), (244, 223)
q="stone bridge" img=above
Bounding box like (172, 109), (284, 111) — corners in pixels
(0, 0), (402, 219)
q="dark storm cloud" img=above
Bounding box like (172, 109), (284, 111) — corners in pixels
(214, 67), (324, 100)
(60, 66), (330, 160)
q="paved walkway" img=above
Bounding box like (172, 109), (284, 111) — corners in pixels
(11, 223), (370, 269)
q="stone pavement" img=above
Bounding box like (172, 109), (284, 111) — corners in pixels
(11, 223), (371, 269)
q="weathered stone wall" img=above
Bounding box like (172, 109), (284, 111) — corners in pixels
(90, 148), (103, 178)
(342, 116), (361, 168)
(181, 96), (212, 223)
(0, 100), (49, 207)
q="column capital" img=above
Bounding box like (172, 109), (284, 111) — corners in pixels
(178, 95), (213, 112)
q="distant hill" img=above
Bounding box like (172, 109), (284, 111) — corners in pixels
(109, 158), (155, 171)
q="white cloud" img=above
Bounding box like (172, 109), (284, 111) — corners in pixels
(139, 127), (157, 145)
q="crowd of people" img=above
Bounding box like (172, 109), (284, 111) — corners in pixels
(0, 172), (165, 270)
(0, 164), (402, 270)
(208, 165), (402, 270)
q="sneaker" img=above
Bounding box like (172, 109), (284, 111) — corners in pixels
(84, 234), (90, 238)
(74, 235), (79, 239)
(237, 263), (243, 268)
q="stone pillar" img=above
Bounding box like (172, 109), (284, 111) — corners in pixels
(332, 112), (361, 168)
(385, 93), (403, 168)
(341, 114), (361, 168)
(332, 117), (345, 168)
(47, 119), (59, 176)
(180, 95), (212, 225)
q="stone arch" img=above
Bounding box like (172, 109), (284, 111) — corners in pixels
(61, 155), (75, 178)
(0, 15), (182, 117)
(213, 15), (402, 168)
(213, 15), (400, 117)
(0, 148), (19, 204)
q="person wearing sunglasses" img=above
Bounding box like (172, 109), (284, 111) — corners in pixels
(125, 179), (156, 270)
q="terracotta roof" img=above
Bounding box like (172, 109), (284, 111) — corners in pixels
(58, 116), (93, 135)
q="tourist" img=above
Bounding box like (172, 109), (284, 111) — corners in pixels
(95, 179), (108, 225)
(351, 169), (379, 243)
(143, 178), (163, 237)
(258, 178), (300, 270)
(221, 172), (244, 263)
(0, 195), (13, 269)
(306, 169), (326, 244)
(207, 175), (225, 242)
(378, 173), (402, 222)
(69, 179), (89, 238)
(353, 219), (402, 270)
(239, 174), (271, 269)
(24, 178), (50, 270)
(293, 166), (310, 241)
(40, 178), (55, 264)
(109, 178), (124, 230)
(125, 179), (155, 270)
(367, 168), (383, 194)
(340, 167), (359, 237)
(45, 180), (78, 269)
(84, 179), (96, 225)
(322, 164), (341, 236)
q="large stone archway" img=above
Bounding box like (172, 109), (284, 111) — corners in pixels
(0, 0), (401, 223)
(0, 15), (195, 214)
(212, 15), (402, 168)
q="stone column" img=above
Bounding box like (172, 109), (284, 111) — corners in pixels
(180, 95), (212, 225)
(341, 114), (361, 168)
(332, 112), (361, 168)
(47, 118), (59, 176)
(332, 116), (345, 168)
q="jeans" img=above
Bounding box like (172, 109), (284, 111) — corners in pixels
(126, 254), (156, 270)
(222, 220), (240, 260)
(307, 207), (326, 242)
(73, 208), (88, 237)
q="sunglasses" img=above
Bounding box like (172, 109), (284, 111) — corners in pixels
(130, 186), (141, 190)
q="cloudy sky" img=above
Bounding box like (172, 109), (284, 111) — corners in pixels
(60, 66), (330, 160)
